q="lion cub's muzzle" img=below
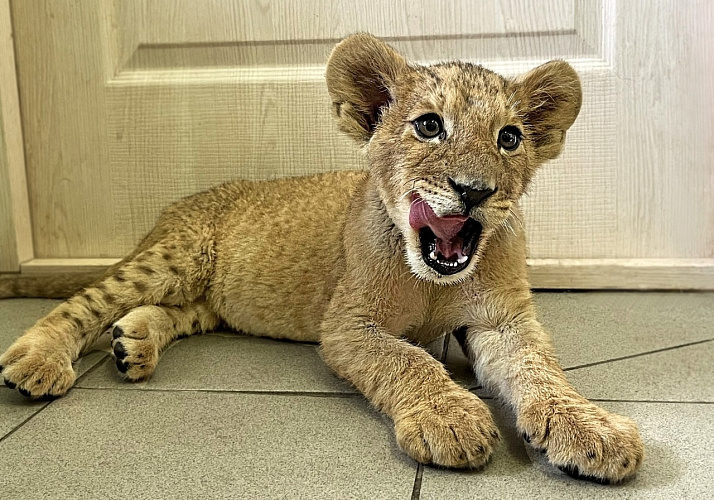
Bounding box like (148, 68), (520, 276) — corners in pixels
(409, 194), (483, 276)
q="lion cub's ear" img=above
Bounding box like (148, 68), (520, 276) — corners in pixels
(326, 33), (409, 142)
(515, 60), (582, 161)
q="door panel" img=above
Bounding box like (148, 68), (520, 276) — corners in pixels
(10, 0), (714, 285)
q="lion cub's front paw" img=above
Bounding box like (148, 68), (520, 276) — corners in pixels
(0, 331), (76, 398)
(394, 390), (499, 469)
(519, 396), (644, 484)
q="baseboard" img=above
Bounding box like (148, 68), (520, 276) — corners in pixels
(13, 257), (714, 290)
(527, 259), (714, 290)
(20, 258), (120, 275)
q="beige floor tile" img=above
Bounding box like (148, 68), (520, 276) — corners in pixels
(77, 333), (355, 393)
(0, 389), (416, 500)
(0, 298), (61, 353)
(568, 341), (714, 402)
(441, 292), (714, 391)
(419, 400), (714, 500)
(0, 387), (49, 438)
(536, 292), (714, 369)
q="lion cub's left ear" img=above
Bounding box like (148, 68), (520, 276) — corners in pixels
(515, 60), (582, 161)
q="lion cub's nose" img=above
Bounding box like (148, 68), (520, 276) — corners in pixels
(448, 179), (496, 212)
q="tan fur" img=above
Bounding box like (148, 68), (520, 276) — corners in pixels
(0, 34), (642, 483)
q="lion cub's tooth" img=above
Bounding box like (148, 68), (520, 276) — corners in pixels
(429, 251), (437, 261)
(457, 255), (468, 264)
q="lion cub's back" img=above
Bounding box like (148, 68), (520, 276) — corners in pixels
(208, 170), (368, 341)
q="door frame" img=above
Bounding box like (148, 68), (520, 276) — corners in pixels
(0, 0), (32, 272)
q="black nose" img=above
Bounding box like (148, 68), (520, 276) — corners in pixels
(448, 179), (496, 212)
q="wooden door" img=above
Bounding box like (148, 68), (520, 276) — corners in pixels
(5, 0), (714, 288)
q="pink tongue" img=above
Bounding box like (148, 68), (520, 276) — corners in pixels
(409, 195), (468, 260)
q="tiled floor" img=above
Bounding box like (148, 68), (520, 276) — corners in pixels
(1, 292), (712, 499)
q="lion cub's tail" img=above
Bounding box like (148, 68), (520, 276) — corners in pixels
(0, 271), (105, 299)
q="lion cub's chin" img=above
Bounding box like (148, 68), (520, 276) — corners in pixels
(404, 233), (483, 285)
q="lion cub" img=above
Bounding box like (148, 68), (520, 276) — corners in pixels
(0, 34), (643, 483)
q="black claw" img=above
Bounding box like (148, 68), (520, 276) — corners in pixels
(41, 393), (59, 401)
(18, 387), (31, 397)
(522, 433), (531, 443)
(113, 342), (127, 359)
(112, 325), (124, 340)
(116, 359), (129, 373)
(4, 379), (16, 389)
(558, 464), (610, 485)
(558, 464), (577, 476)
(587, 451), (597, 460)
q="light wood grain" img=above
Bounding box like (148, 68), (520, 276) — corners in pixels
(0, 0), (32, 272)
(612, 0), (714, 259)
(116, 0), (576, 49)
(9, 0), (714, 287)
(11, 0), (113, 257)
(106, 69), (363, 253)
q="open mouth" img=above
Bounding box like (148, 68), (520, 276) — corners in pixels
(409, 194), (482, 276)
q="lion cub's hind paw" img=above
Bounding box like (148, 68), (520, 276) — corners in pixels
(110, 324), (160, 382)
(0, 336), (76, 399)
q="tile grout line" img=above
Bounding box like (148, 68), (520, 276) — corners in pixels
(562, 338), (714, 372)
(590, 398), (714, 405)
(407, 332), (452, 499)
(73, 386), (363, 398)
(0, 399), (52, 445)
(410, 463), (424, 500)
(0, 352), (111, 445)
(74, 352), (110, 385)
(72, 351), (361, 398)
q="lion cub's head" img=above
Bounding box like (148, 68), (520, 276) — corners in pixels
(326, 34), (582, 283)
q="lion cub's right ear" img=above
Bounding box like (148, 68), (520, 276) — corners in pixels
(326, 33), (409, 143)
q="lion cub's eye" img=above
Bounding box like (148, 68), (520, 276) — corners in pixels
(498, 126), (522, 151)
(413, 114), (444, 140)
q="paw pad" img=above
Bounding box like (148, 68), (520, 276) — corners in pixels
(110, 321), (158, 381)
(113, 341), (127, 358)
(112, 325), (124, 340)
(115, 359), (129, 373)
